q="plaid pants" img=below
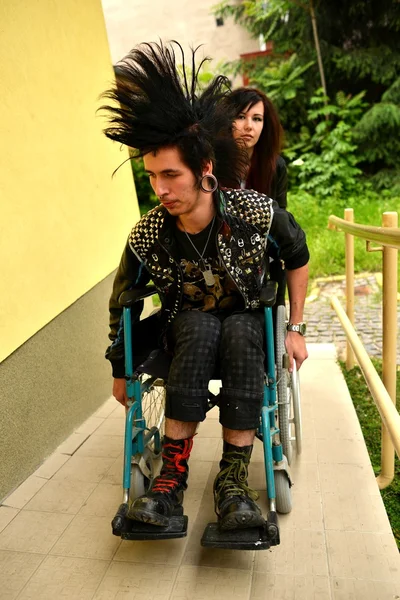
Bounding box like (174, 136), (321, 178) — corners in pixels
(165, 311), (265, 430)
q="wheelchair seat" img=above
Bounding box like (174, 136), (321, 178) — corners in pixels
(136, 349), (172, 381)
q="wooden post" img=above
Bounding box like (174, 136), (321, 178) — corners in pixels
(344, 208), (355, 370)
(378, 211), (398, 488)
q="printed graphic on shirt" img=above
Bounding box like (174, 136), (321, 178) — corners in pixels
(180, 257), (241, 313)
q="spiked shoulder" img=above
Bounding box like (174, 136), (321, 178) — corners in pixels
(222, 188), (274, 235)
(128, 205), (166, 261)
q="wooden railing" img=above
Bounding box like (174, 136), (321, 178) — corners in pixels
(328, 210), (399, 489)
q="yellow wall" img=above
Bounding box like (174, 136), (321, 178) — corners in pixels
(0, 0), (139, 361)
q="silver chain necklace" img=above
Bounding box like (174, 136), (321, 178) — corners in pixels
(181, 216), (216, 286)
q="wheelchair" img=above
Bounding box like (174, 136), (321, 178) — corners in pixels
(111, 282), (302, 551)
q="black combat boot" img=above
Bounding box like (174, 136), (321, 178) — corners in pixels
(128, 436), (193, 527)
(214, 441), (264, 531)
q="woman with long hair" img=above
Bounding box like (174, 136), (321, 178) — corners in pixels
(226, 87), (287, 209)
(225, 87), (288, 304)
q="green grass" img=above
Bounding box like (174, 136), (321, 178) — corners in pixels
(289, 190), (400, 280)
(152, 294), (161, 307)
(340, 359), (400, 549)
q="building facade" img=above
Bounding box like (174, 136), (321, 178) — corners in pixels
(0, 0), (138, 499)
(101, 0), (259, 67)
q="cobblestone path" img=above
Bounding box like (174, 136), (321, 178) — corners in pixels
(304, 273), (400, 364)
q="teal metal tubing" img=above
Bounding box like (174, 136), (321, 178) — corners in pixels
(263, 306), (277, 500)
(123, 400), (139, 489)
(264, 306), (276, 406)
(123, 307), (135, 399)
(122, 306), (145, 489)
(262, 406), (275, 500)
(272, 444), (283, 463)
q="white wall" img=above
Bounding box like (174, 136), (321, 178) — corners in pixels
(101, 0), (259, 67)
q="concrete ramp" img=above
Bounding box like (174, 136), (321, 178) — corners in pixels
(0, 344), (399, 599)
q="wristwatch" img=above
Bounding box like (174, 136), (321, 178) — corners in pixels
(286, 322), (307, 336)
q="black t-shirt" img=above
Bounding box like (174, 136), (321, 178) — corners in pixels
(174, 219), (242, 314)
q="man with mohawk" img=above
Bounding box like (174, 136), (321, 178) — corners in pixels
(102, 42), (309, 532)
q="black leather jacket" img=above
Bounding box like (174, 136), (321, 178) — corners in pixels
(271, 156), (288, 210)
(106, 188), (308, 376)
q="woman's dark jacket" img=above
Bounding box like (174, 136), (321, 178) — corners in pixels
(270, 156), (288, 210)
(106, 188), (308, 377)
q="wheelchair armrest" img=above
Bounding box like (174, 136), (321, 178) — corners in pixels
(259, 280), (278, 307)
(119, 286), (157, 307)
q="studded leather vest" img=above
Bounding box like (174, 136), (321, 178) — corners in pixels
(128, 189), (273, 327)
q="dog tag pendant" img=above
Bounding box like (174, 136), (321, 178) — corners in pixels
(202, 266), (215, 286)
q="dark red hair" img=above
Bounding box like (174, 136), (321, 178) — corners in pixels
(226, 87), (283, 196)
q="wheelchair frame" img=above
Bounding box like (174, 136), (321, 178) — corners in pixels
(112, 288), (301, 549)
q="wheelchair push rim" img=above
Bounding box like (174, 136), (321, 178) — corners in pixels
(275, 304), (303, 464)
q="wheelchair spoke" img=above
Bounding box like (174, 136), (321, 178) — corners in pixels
(140, 375), (166, 447)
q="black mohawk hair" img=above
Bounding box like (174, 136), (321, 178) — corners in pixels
(100, 41), (247, 187)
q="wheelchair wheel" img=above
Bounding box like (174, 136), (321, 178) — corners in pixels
(291, 363), (302, 455)
(129, 377), (165, 501)
(274, 470), (292, 514)
(140, 375), (166, 450)
(276, 304), (292, 465)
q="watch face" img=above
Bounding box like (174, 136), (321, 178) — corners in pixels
(287, 323), (306, 336)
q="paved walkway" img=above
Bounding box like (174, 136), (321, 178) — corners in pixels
(1, 344), (399, 599)
(304, 273), (400, 364)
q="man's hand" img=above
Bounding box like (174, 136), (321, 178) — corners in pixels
(285, 331), (308, 372)
(285, 263), (308, 372)
(113, 378), (128, 406)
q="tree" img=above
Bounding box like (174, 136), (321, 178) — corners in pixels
(214, 0), (400, 99)
(216, 0), (328, 94)
(214, 0), (400, 188)
(354, 78), (400, 192)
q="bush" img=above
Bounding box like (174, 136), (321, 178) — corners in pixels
(287, 89), (367, 199)
(288, 189), (400, 279)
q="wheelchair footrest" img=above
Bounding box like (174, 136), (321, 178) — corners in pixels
(201, 522), (272, 550)
(112, 504), (188, 540)
(121, 515), (188, 540)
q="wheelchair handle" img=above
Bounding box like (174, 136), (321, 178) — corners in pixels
(259, 280), (278, 307)
(119, 286), (157, 307)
